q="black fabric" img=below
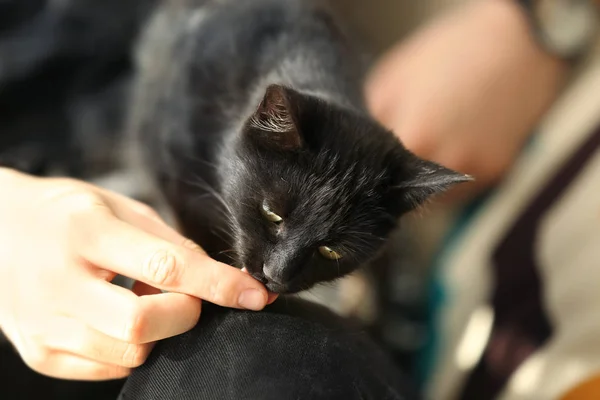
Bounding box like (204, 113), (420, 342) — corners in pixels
(0, 0), (156, 178)
(0, 343), (124, 400)
(119, 298), (419, 400)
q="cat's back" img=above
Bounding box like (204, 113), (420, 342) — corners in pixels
(131, 0), (357, 172)
(130, 0), (366, 200)
(135, 0), (349, 108)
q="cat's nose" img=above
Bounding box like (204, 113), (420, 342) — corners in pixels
(263, 264), (286, 286)
(249, 269), (268, 285)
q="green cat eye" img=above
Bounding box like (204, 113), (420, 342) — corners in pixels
(318, 246), (342, 260)
(261, 202), (283, 224)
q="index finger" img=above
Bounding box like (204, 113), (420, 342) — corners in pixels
(72, 209), (268, 311)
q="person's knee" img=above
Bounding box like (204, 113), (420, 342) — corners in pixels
(120, 299), (419, 400)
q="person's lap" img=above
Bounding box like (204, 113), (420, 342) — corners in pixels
(2, 296), (417, 399)
(119, 297), (418, 400)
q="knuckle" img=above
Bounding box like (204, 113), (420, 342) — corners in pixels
(67, 212), (98, 253)
(65, 197), (109, 248)
(65, 191), (105, 212)
(101, 365), (132, 380)
(180, 238), (204, 253)
(202, 269), (228, 304)
(122, 304), (147, 344)
(136, 203), (161, 221)
(209, 281), (224, 304)
(23, 346), (53, 374)
(68, 214), (91, 243)
(121, 343), (148, 368)
(86, 342), (104, 363)
(142, 248), (183, 287)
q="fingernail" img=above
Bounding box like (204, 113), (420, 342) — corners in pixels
(267, 292), (279, 305)
(238, 289), (266, 310)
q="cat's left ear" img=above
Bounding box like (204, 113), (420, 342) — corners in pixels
(393, 154), (473, 210)
(245, 84), (303, 151)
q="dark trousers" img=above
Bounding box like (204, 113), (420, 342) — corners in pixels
(119, 298), (419, 400)
(1, 298), (418, 399)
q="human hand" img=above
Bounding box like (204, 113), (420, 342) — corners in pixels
(366, 0), (569, 200)
(0, 168), (273, 380)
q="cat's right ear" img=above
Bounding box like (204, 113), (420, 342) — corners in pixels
(244, 84), (303, 151)
(391, 153), (474, 211)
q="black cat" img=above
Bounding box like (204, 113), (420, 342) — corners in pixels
(129, 0), (471, 294)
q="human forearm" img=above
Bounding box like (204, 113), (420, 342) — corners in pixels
(366, 0), (571, 198)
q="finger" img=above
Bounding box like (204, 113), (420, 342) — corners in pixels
(73, 210), (268, 310)
(242, 268), (278, 305)
(100, 189), (167, 226)
(132, 280), (162, 296)
(108, 197), (200, 253)
(100, 189), (193, 246)
(98, 187), (190, 247)
(104, 189), (262, 303)
(64, 279), (201, 344)
(25, 350), (131, 381)
(44, 316), (153, 368)
(267, 292), (279, 304)
(102, 191), (211, 273)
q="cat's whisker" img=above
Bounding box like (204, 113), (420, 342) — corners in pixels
(208, 230), (232, 247)
(130, 0), (467, 307)
(183, 153), (220, 170)
(182, 173), (235, 217)
(218, 249), (236, 254)
(208, 205), (236, 226)
(186, 190), (237, 232)
(217, 249), (237, 262)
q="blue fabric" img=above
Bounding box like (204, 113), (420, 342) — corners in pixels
(415, 135), (539, 388)
(415, 193), (492, 388)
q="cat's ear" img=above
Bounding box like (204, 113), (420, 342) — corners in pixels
(245, 84), (302, 151)
(392, 154), (473, 210)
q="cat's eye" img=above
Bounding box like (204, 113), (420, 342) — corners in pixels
(318, 246), (343, 260)
(261, 202), (283, 224)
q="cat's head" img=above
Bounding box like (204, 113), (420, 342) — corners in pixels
(222, 84), (470, 293)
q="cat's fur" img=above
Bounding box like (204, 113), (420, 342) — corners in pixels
(129, 0), (470, 294)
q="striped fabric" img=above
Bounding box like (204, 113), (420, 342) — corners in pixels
(423, 38), (600, 400)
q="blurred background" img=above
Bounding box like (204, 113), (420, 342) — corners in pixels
(0, 1), (454, 398)
(1, 1), (599, 399)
